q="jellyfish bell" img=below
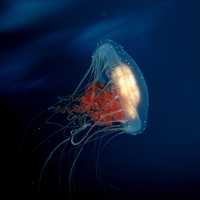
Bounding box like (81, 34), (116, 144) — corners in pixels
(72, 40), (149, 136)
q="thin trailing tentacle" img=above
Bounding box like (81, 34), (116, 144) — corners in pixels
(68, 123), (97, 194)
(68, 122), (123, 194)
(45, 112), (65, 128)
(100, 131), (124, 154)
(32, 112), (90, 152)
(20, 109), (49, 152)
(32, 123), (70, 152)
(57, 137), (71, 188)
(72, 64), (94, 97)
(96, 131), (124, 191)
(38, 137), (70, 191)
(95, 135), (104, 185)
(86, 125), (122, 144)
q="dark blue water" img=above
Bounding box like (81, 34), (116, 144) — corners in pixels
(1, 0), (199, 198)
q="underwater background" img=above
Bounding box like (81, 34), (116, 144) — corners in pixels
(1, 0), (199, 198)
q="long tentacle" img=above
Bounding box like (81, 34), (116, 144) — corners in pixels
(96, 131), (124, 191)
(68, 122), (123, 194)
(68, 123), (97, 194)
(38, 137), (70, 191)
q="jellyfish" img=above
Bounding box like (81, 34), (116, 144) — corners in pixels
(27, 40), (149, 195)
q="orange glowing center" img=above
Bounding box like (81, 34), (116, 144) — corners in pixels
(72, 82), (125, 125)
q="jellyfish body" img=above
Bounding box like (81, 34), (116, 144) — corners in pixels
(30, 40), (149, 194)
